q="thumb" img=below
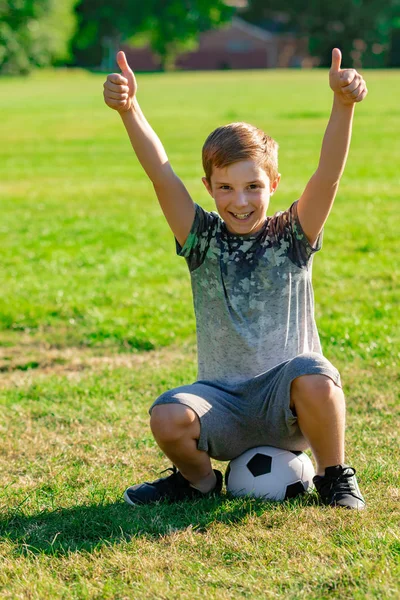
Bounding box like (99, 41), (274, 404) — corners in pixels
(331, 48), (342, 72)
(116, 50), (136, 96)
(116, 51), (132, 77)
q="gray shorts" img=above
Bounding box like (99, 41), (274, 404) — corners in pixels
(149, 352), (342, 461)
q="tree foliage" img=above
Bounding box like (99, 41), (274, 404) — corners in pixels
(72, 0), (233, 69)
(71, 0), (147, 68)
(3, 0), (399, 75)
(0, 0), (78, 75)
(243, 0), (400, 67)
(136, 0), (233, 69)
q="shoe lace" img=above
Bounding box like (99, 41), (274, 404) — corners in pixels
(322, 467), (358, 498)
(153, 465), (188, 495)
(159, 465), (177, 477)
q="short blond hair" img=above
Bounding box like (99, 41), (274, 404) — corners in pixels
(202, 122), (279, 183)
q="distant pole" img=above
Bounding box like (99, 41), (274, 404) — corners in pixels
(268, 39), (279, 69)
(102, 35), (121, 71)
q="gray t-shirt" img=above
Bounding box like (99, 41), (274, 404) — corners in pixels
(177, 201), (323, 385)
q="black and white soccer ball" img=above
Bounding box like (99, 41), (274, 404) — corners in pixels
(225, 446), (315, 501)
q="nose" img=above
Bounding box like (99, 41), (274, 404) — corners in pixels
(233, 192), (248, 208)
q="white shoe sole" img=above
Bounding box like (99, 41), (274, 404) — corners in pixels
(123, 490), (139, 506)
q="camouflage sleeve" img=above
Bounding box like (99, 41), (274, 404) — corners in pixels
(270, 200), (323, 269)
(175, 203), (219, 272)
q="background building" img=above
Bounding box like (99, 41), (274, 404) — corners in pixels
(122, 18), (311, 72)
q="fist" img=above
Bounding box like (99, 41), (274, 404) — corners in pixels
(329, 48), (368, 105)
(103, 51), (137, 113)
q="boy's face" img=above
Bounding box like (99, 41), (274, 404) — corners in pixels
(202, 160), (280, 235)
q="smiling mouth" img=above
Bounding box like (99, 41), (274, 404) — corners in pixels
(230, 212), (253, 220)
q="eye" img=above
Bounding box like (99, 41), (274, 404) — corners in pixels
(219, 185), (231, 190)
(248, 184), (260, 190)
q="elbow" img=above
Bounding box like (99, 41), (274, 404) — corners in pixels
(313, 170), (341, 190)
(150, 162), (175, 188)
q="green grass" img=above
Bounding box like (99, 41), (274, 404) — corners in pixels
(0, 68), (399, 599)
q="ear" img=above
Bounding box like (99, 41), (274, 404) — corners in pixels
(202, 176), (214, 198)
(270, 174), (281, 195)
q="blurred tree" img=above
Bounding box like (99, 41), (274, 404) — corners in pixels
(0, 0), (78, 75)
(72, 0), (233, 70)
(388, 0), (400, 65)
(71, 0), (146, 69)
(136, 0), (233, 70)
(36, 0), (79, 66)
(0, 0), (49, 74)
(243, 0), (399, 67)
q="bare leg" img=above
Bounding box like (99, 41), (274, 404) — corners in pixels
(290, 374), (345, 476)
(150, 404), (217, 493)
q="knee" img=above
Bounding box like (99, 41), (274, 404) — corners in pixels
(289, 353), (336, 376)
(291, 374), (343, 408)
(150, 403), (199, 443)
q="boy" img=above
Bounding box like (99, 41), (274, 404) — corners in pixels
(103, 48), (367, 509)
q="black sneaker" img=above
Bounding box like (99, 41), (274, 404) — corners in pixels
(123, 466), (223, 506)
(313, 464), (366, 510)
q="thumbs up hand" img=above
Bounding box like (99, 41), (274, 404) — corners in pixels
(329, 48), (368, 105)
(103, 51), (137, 113)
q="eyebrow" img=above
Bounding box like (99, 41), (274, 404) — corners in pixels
(215, 179), (263, 185)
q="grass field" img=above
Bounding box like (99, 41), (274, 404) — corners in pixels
(0, 67), (399, 599)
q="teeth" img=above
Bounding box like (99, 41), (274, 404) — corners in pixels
(233, 213), (251, 220)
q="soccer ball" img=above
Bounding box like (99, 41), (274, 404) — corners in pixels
(225, 446), (315, 501)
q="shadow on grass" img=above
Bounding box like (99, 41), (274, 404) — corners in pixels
(0, 492), (319, 556)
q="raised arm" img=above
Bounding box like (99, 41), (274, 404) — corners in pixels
(297, 48), (368, 246)
(103, 51), (195, 247)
